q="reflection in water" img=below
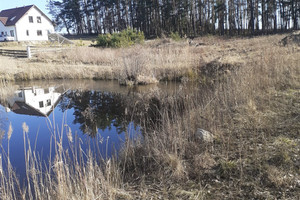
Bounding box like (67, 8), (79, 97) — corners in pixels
(0, 81), (138, 182)
(3, 86), (62, 117)
(0, 84), (131, 137)
(0, 80), (185, 184)
(60, 90), (127, 137)
(0, 108), (7, 132)
(0, 80), (185, 138)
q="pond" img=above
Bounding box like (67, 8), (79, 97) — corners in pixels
(0, 79), (182, 182)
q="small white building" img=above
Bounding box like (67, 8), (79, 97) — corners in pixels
(0, 5), (54, 41)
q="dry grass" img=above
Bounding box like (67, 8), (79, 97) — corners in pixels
(1, 33), (297, 85)
(0, 55), (118, 81)
(0, 42), (197, 84)
(116, 34), (300, 198)
(32, 42), (197, 84)
(0, 34), (299, 199)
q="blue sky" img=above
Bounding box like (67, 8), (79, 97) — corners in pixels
(0, 0), (49, 16)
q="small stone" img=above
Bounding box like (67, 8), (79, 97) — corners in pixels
(195, 128), (214, 143)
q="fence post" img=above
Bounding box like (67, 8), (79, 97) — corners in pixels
(27, 46), (31, 58)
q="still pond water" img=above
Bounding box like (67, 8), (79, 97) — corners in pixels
(0, 80), (181, 181)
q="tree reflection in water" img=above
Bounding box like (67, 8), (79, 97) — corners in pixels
(60, 90), (128, 137)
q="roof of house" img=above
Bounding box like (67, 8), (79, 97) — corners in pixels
(10, 96), (62, 117)
(11, 101), (47, 117)
(0, 5), (33, 26)
(0, 5), (52, 26)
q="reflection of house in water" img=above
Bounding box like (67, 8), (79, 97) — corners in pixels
(5, 86), (62, 117)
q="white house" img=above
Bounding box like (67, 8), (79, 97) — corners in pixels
(5, 86), (62, 117)
(0, 5), (54, 41)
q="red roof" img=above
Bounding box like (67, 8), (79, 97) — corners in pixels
(0, 5), (33, 26)
(0, 17), (8, 25)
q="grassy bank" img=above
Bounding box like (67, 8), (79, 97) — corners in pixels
(0, 34), (299, 199)
(0, 38), (197, 84)
(1, 34), (296, 84)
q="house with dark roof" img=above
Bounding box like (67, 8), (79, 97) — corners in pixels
(0, 5), (54, 41)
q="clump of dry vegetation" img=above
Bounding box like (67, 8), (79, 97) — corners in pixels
(0, 34), (299, 199)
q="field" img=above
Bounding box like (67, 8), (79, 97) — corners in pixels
(0, 33), (299, 199)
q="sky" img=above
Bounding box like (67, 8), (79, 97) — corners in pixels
(0, 0), (50, 16)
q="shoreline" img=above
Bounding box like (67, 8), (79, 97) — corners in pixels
(0, 34), (274, 84)
(1, 34), (296, 84)
(1, 33), (297, 85)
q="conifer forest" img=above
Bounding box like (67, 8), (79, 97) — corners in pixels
(48, 0), (300, 37)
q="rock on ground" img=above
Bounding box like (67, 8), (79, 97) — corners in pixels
(195, 128), (214, 143)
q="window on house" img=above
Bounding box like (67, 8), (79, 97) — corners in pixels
(10, 30), (14, 37)
(39, 101), (44, 108)
(29, 16), (33, 23)
(26, 30), (29, 36)
(37, 16), (41, 23)
(37, 30), (42, 36)
(10, 16), (16, 21)
(46, 99), (51, 106)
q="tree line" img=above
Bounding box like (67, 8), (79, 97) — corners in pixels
(47, 0), (300, 37)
